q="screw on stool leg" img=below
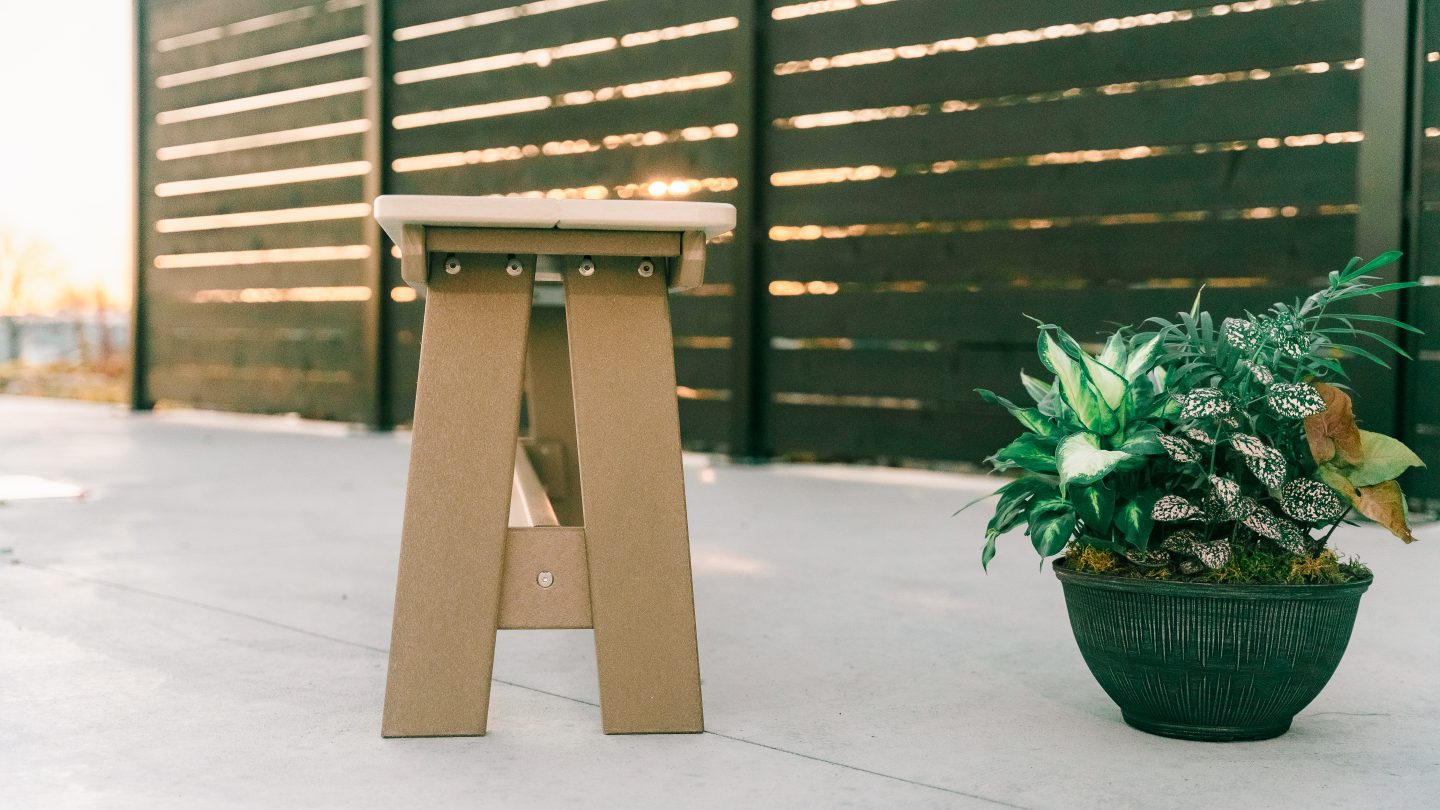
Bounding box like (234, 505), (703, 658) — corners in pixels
(444, 254), (461, 274)
(578, 256), (596, 276)
(505, 255), (523, 276)
(637, 258), (654, 277)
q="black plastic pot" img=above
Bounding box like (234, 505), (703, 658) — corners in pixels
(1053, 559), (1371, 741)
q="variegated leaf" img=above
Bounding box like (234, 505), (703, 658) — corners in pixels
(1184, 426), (1216, 445)
(1161, 529), (1203, 554)
(1222, 318), (1262, 352)
(1275, 522), (1312, 555)
(1267, 383), (1327, 419)
(1241, 502), (1291, 541)
(1279, 478), (1347, 522)
(1153, 495), (1200, 522)
(1124, 548), (1170, 568)
(1158, 433), (1199, 463)
(1181, 387), (1233, 419)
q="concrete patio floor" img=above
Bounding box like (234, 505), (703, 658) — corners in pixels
(1, 395), (1437, 809)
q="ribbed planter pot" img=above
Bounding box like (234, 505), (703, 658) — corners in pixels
(1053, 559), (1371, 741)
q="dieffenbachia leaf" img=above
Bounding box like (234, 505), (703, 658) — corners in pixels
(1114, 492), (1158, 547)
(1054, 329), (1127, 412)
(1056, 432), (1130, 494)
(1019, 370), (1052, 405)
(978, 476), (1059, 569)
(1038, 330), (1117, 435)
(987, 433), (1058, 474)
(976, 388), (1051, 435)
(1123, 333), (1165, 381)
(1099, 331), (1128, 372)
(1117, 425), (1165, 456)
(1027, 497), (1077, 557)
(1068, 483), (1115, 531)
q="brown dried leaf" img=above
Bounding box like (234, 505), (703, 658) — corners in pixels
(1354, 480), (1415, 544)
(1304, 383), (1363, 465)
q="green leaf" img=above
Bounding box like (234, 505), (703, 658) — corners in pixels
(1054, 328), (1128, 411)
(1038, 330), (1117, 435)
(1122, 333), (1165, 381)
(1114, 493), (1159, 549)
(1329, 280), (1421, 303)
(1027, 497), (1077, 557)
(1056, 432), (1131, 494)
(1345, 430), (1425, 487)
(977, 477), (1058, 570)
(1019, 371), (1052, 405)
(1117, 425), (1164, 456)
(975, 388), (1050, 435)
(981, 531), (999, 570)
(1343, 251), (1402, 283)
(1317, 312), (1423, 334)
(1069, 484), (1114, 532)
(1099, 331), (1128, 371)
(988, 433), (1058, 474)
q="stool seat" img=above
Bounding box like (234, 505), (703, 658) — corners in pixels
(375, 195), (736, 246)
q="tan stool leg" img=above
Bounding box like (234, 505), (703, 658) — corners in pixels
(563, 255), (704, 734)
(382, 256), (535, 737)
(524, 306), (583, 526)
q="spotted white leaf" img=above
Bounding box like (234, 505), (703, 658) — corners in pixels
(1223, 318), (1262, 352)
(1159, 433), (1200, 463)
(1267, 383), (1326, 419)
(1181, 387), (1233, 419)
(1279, 478), (1347, 522)
(1153, 495), (1200, 522)
(1184, 426), (1216, 445)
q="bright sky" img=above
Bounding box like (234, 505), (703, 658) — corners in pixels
(0, 2), (133, 310)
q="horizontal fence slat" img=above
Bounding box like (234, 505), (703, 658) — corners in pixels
(768, 0), (1361, 115)
(769, 71), (1361, 170)
(767, 144), (1357, 224)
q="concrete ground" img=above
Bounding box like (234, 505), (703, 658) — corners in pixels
(1, 395), (1437, 809)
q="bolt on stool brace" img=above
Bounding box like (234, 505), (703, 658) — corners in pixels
(374, 196), (735, 736)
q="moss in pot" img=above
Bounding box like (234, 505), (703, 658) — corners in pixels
(961, 252), (1423, 741)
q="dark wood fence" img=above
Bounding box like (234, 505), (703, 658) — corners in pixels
(135, 0), (1439, 500)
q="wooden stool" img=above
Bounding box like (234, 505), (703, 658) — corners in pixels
(373, 196), (735, 736)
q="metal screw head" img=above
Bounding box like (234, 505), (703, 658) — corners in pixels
(637, 258), (654, 277)
(505, 256), (523, 276)
(578, 257), (595, 277)
(537, 571), (554, 588)
(444, 254), (461, 275)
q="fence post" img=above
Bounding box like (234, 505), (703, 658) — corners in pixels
(364, 0), (392, 430)
(130, 0), (152, 411)
(1355, 0), (1423, 437)
(730, 0), (770, 460)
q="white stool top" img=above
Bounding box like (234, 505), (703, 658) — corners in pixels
(374, 196), (735, 247)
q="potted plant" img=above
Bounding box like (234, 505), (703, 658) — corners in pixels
(964, 252), (1425, 741)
